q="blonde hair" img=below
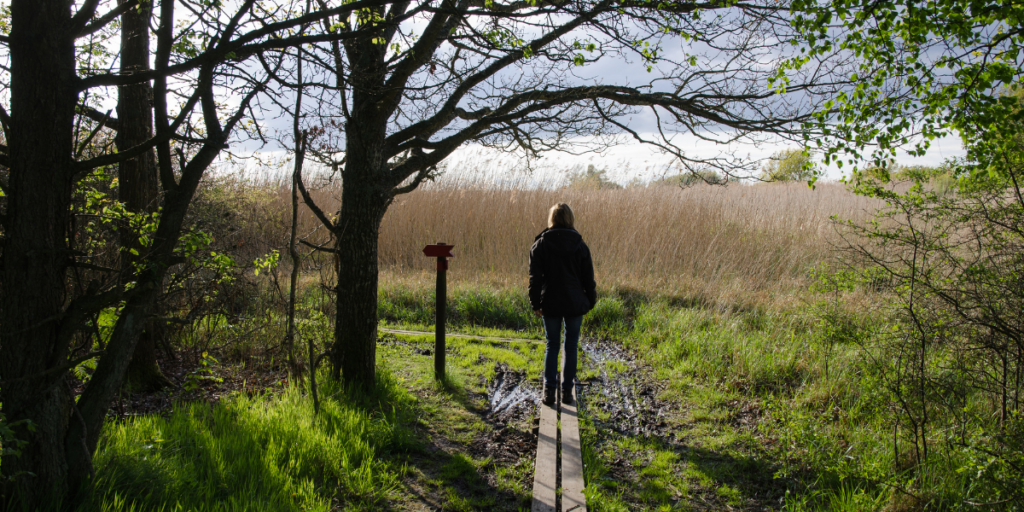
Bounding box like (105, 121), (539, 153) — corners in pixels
(547, 203), (575, 229)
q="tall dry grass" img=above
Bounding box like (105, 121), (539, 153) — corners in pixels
(212, 168), (881, 308)
(375, 182), (878, 305)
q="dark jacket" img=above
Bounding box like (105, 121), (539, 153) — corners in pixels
(529, 228), (597, 317)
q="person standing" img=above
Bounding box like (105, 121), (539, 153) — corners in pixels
(529, 203), (597, 406)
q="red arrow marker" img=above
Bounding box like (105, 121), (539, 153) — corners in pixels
(423, 243), (455, 258)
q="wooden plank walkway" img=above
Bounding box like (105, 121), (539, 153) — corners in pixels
(560, 395), (586, 512)
(531, 375), (587, 511)
(531, 396), (559, 512)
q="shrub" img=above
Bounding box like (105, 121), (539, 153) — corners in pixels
(759, 148), (817, 182)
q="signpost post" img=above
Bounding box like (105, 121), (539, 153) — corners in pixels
(422, 243), (454, 380)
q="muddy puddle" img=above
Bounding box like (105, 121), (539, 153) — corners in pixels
(377, 332), (437, 356)
(579, 338), (670, 437)
(486, 362), (539, 421)
(478, 339), (670, 436)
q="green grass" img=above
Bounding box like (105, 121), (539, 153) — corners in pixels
(376, 333), (541, 511)
(79, 324), (545, 511)
(387, 279), (1010, 510)
(569, 290), (1016, 511)
(377, 284), (628, 343)
(379, 282), (538, 334)
(73, 277), (1017, 511)
(85, 371), (413, 511)
(574, 296), (889, 510)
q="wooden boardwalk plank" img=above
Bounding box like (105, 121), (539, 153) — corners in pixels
(531, 399), (559, 512)
(560, 395), (587, 512)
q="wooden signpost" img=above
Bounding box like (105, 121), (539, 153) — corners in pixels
(422, 243), (454, 379)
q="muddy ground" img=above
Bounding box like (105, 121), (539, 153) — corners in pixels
(382, 332), (786, 511)
(575, 337), (786, 511)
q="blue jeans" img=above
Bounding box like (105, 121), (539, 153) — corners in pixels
(543, 315), (583, 388)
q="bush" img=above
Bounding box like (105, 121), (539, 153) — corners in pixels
(564, 164), (623, 190)
(646, 168), (728, 187)
(836, 137), (1024, 501)
(760, 148), (817, 182)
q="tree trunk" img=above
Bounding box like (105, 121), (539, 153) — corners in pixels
(331, 179), (390, 388)
(118, 0), (172, 392)
(124, 325), (172, 391)
(0, 0), (77, 505)
(65, 291), (159, 493)
(331, 34), (390, 389)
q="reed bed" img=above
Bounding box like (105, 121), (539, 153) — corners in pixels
(249, 172), (881, 307)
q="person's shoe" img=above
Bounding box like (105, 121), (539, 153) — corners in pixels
(561, 386), (574, 405)
(543, 386), (556, 406)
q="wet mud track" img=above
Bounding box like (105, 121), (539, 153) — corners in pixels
(487, 362), (540, 421)
(472, 362), (539, 463)
(579, 338), (671, 437)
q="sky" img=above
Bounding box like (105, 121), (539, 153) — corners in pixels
(430, 131), (967, 187)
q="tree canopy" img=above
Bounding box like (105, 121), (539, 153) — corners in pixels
(784, 0), (1024, 171)
(758, 148), (817, 182)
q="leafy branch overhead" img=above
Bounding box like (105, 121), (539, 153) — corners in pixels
(286, 0), (850, 182)
(784, 0), (1024, 170)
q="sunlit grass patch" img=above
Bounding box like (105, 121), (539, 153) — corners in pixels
(494, 457), (533, 496)
(376, 331), (539, 510)
(88, 329), (543, 511)
(87, 371), (414, 511)
(452, 341), (539, 380)
(379, 281), (539, 334)
(628, 302), (819, 397)
(585, 296), (629, 334)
